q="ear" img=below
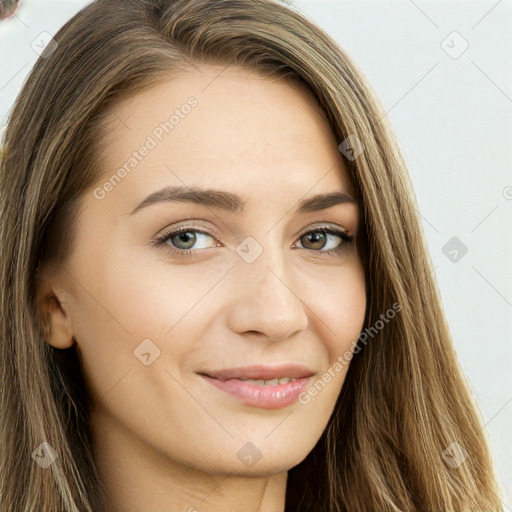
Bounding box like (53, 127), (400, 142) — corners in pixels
(35, 267), (75, 349)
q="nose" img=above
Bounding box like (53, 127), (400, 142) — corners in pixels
(225, 242), (309, 341)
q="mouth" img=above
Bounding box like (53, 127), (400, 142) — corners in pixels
(199, 363), (316, 381)
(197, 363), (316, 409)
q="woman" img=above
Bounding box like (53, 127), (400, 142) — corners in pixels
(0, 0), (502, 510)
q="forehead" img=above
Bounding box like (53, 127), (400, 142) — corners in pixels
(95, 65), (354, 206)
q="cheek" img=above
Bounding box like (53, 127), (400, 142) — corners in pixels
(103, 246), (231, 332)
(306, 262), (367, 364)
(68, 253), (228, 399)
(294, 264), (366, 411)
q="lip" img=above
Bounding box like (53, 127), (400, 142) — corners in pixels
(201, 363), (316, 381)
(198, 363), (316, 409)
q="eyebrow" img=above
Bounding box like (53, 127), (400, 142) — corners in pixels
(129, 185), (356, 216)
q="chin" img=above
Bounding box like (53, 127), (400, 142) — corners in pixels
(182, 442), (311, 477)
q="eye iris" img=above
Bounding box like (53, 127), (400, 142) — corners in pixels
(173, 231), (196, 250)
(303, 232), (326, 250)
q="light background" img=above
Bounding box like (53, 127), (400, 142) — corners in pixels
(1, 0), (511, 508)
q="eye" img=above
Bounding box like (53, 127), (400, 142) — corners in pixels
(161, 228), (218, 251)
(152, 222), (354, 258)
(151, 220), (220, 256)
(295, 227), (353, 255)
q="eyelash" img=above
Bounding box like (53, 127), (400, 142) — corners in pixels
(151, 221), (354, 258)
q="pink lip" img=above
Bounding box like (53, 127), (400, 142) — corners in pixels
(198, 364), (315, 409)
(202, 363), (315, 381)
(200, 375), (311, 409)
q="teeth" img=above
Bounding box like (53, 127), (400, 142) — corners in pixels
(237, 377), (297, 386)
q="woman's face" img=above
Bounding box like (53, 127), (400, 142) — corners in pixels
(45, 65), (366, 477)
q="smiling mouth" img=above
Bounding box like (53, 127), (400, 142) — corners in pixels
(197, 363), (316, 409)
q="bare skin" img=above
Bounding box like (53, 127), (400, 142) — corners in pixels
(38, 65), (367, 512)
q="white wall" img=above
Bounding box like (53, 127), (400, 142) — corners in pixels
(1, 0), (510, 508)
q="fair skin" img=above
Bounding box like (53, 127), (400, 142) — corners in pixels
(38, 65), (366, 512)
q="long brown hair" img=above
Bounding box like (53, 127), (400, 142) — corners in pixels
(0, 0), (502, 510)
